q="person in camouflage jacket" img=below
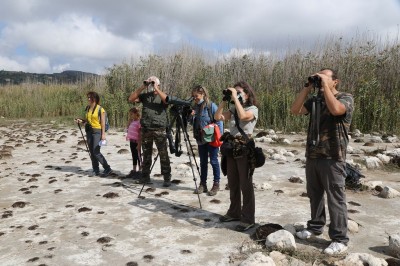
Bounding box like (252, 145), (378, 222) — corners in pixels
(290, 68), (354, 255)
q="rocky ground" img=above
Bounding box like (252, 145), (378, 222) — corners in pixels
(0, 120), (399, 266)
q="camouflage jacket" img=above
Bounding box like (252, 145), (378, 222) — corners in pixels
(303, 92), (354, 161)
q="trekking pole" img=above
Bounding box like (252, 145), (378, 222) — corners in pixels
(77, 123), (91, 158)
(138, 153), (159, 198)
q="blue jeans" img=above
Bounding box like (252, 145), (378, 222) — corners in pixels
(198, 143), (220, 185)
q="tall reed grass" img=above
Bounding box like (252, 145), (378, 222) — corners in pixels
(1, 33), (399, 133)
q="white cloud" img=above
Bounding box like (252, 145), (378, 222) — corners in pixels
(52, 63), (71, 73)
(0, 0), (399, 73)
(0, 56), (26, 71)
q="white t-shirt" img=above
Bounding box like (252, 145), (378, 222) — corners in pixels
(229, 105), (258, 136)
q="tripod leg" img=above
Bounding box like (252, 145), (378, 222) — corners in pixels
(177, 115), (202, 209)
(138, 153), (159, 198)
(78, 123), (91, 158)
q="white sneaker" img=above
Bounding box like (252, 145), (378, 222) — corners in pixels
(296, 229), (313, 240)
(324, 242), (348, 255)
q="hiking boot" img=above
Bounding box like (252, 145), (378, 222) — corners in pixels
(125, 170), (136, 178)
(323, 242), (348, 255)
(90, 171), (100, 177)
(163, 179), (171, 187)
(219, 214), (240, 222)
(101, 168), (112, 177)
(134, 177), (151, 184)
(194, 184), (207, 194)
(207, 182), (220, 196)
(235, 222), (255, 232)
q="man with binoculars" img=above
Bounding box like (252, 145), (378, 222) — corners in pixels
(290, 68), (354, 255)
(128, 76), (172, 187)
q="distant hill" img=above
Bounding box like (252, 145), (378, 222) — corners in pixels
(0, 70), (99, 85)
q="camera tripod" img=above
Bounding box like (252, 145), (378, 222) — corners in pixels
(138, 105), (203, 209)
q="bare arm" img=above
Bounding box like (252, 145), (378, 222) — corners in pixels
(101, 111), (106, 140)
(129, 84), (146, 103)
(214, 101), (231, 121)
(290, 86), (312, 115)
(154, 85), (168, 104)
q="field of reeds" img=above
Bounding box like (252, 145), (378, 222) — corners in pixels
(1, 34), (399, 134)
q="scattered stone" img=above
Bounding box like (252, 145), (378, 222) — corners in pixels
(78, 207), (92, 212)
(265, 229), (296, 252)
(335, 253), (388, 266)
(117, 149), (130, 154)
(348, 220), (359, 233)
(378, 186), (400, 199)
(254, 182), (272, 190)
(143, 255), (154, 262)
(210, 199), (221, 204)
(253, 223), (283, 241)
(239, 252), (275, 266)
(389, 234), (400, 258)
(180, 250), (192, 254)
(97, 236), (112, 244)
(103, 192), (119, 198)
(12, 201), (28, 208)
(364, 156), (383, 169)
(288, 176), (304, 183)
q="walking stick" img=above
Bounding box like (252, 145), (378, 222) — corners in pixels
(77, 123), (91, 158)
(138, 153), (159, 198)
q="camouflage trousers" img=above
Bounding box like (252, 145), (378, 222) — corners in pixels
(141, 128), (171, 180)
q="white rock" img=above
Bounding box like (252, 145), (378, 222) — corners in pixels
(255, 136), (274, 143)
(378, 186), (400, 198)
(376, 154), (391, 164)
(271, 154), (287, 162)
(348, 220), (359, 233)
(353, 129), (362, 137)
(364, 156), (383, 169)
(265, 230), (296, 252)
(369, 136), (384, 143)
(388, 234), (400, 258)
(239, 252), (276, 266)
(386, 148), (400, 157)
(347, 146), (354, 153)
(282, 139), (291, 145)
(283, 152), (295, 157)
(254, 182), (272, 190)
(269, 251), (307, 266)
(267, 129), (276, 135)
(334, 253), (388, 266)
(361, 180), (383, 190)
(277, 148), (288, 155)
(386, 136), (399, 143)
(282, 224), (296, 235)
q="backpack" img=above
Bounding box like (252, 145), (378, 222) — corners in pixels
(98, 106), (110, 132)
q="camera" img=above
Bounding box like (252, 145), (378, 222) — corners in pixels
(307, 75), (322, 88)
(143, 80), (155, 86)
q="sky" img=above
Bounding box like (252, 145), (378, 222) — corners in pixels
(0, 0), (399, 74)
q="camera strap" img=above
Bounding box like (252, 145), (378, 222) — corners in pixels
(206, 102), (216, 124)
(233, 111), (250, 143)
(310, 96), (320, 146)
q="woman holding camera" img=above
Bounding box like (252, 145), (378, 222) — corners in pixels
(214, 81), (258, 232)
(191, 85), (223, 196)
